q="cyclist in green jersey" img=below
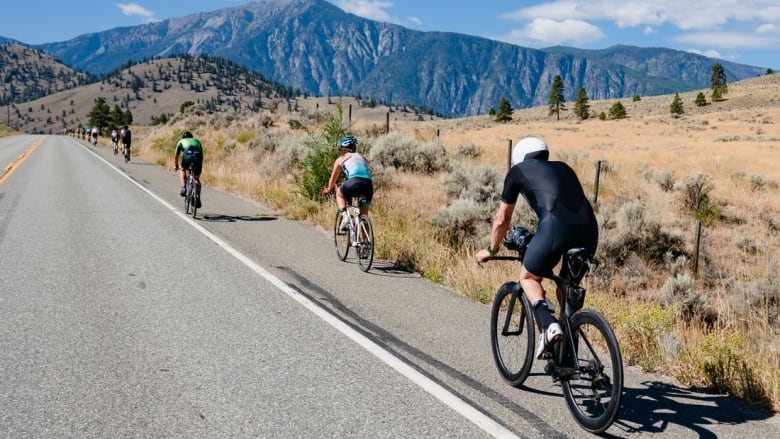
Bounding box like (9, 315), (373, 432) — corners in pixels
(173, 131), (204, 207)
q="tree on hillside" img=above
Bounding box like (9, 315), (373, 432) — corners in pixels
(548, 74), (566, 120)
(87, 97), (110, 131)
(670, 93), (684, 117)
(109, 104), (124, 129)
(695, 92), (707, 107)
(710, 63), (728, 101)
(609, 101), (627, 119)
(494, 98), (513, 122)
(573, 87), (590, 120)
(122, 109), (133, 125)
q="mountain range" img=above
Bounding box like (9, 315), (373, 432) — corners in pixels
(2, 0), (769, 117)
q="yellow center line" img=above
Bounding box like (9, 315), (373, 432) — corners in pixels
(0, 136), (47, 186)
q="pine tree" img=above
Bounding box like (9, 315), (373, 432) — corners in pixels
(548, 74), (566, 120)
(87, 97), (111, 131)
(670, 93), (684, 117)
(710, 63), (728, 101)
(609, 101), (627, 119)
(695, 92), (707, 107)
(495, 98), (513, 122)
(573, 87), (590, 120)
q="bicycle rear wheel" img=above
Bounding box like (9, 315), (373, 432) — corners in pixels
(490, 282), (535, 387)
(333, 210), (349, 261)
(184, 178), (193, 214)
(561, 309), (623, 434)
(356, 214), (374, 272)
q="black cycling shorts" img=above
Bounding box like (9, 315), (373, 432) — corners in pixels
(339, 177), (373, 207)
(182, 152), (203, 176)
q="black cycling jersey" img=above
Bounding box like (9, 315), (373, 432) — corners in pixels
(501, 159), (598, 276)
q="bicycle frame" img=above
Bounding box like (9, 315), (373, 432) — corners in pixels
(489, 225), (623, 433)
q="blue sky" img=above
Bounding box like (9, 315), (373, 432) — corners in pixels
(1, 1), (777, 69)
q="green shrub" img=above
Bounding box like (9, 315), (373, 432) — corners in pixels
(679, 173), (720, 224)
(294, 136), (338, 200)
(368, 132), (449, 174)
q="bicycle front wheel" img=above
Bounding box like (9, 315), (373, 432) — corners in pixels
(561, 309), (623, 434)
(333, 210), (349, 261)
(356, 214), (374, 272)
(490, 282), (535, 387)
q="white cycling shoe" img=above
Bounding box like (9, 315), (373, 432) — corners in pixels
(536, 322), (563, 359)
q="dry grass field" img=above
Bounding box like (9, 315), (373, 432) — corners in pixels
(125, 73), (780, 413)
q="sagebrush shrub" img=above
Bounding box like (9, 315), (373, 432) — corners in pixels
(657, 169), (676, 192)
(368, 132), (449, 174)
(433, 198), (484, 246)
(599, 200), (687, 266)
(455, 143), (482, 159)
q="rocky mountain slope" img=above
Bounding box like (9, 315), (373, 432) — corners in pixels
(26, 0), (766, 117)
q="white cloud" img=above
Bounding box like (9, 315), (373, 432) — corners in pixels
(676, 31), (777, 49)
(406, 16), (422, 26)
(686, 48), (724, 59)
(331, 0), (394, 22)
(497, 18), (605, 46)
(501, 1), (780, 34)
(756, 23), (777, 34)
(117, 3), (156, 21)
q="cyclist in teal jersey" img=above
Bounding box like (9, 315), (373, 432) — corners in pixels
(322, 135), (374, 229)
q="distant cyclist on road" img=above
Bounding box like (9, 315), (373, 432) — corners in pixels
(321, 135), (373, 231)
(476, 136), (598, 360)
(120, 125), (132, 154)
(110, 129), (119, 153)
(174, 131), (204, 208)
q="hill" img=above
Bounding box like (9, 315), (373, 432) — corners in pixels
(0, 44), (94, 106)
(1, 53), (436, 134)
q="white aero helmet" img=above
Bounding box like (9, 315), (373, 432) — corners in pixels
(511, 136), (549, 165)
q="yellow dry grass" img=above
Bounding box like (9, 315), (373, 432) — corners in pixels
(133, 74), (780, 412)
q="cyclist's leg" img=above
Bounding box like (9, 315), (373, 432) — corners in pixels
(193, 156), (203, 197)
(356, 178), (373, 215)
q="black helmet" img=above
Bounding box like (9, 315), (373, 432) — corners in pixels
(338, 135), (357, 151)
(182, 131), (193, 139)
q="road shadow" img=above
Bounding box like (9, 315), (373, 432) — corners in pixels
(200, 214), (278, 223)
(334, 259), (418, 278)
(516, 376), (773, 437)
(611, 380), (773, 437)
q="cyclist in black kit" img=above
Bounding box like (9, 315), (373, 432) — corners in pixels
(476, 136), (598, 359)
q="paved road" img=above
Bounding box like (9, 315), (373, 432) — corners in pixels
(1, 134), (778, 438)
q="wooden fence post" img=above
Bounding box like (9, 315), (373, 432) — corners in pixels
(692, 220), (702, 276)
(593, 160), (603, 206)
(385, 112), (390, 134)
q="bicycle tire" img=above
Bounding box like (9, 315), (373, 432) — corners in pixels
(124, 146), (130, 163)
(490, 281), (535, 387)
(356, 214), (374, 272)
(561, 309), (623, 434)
(333, 210), (350, 261)
(184, 177), (193, 214)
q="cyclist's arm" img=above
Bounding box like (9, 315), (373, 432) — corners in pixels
(324, 157), (343, 192)
(174, 143), (182, 169)
(477, 201), (515, 263)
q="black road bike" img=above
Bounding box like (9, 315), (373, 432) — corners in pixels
(183, 165), (199, 218)
(487, 226), (623, 434)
